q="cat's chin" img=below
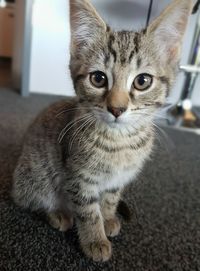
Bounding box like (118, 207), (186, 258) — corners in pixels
(106, 121), (125, 129)
(94, 111), (132, 129)
(99, 117), (129, 129)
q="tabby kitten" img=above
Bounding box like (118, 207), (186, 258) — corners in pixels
(12, 0), (192, 262)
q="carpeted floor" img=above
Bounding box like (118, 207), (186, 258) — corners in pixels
(1, 88), (200, 271)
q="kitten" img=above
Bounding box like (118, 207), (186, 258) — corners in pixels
(12, 0), (192, 262)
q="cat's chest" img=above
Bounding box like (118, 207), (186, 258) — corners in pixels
(89, 131), (153, 170)
(97, 167), (139, 192)
(88, 148), (148, 192)
(94, 135), (153, 191)
(73, 126), (153, 190)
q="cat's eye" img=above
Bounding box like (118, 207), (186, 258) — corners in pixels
(133, 73), (153, 91)
(90, 71), (108, 88)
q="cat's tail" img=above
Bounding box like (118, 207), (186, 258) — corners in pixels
(117, 200), (132, 222)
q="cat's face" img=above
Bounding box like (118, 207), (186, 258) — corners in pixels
(69, 0), (192, 128)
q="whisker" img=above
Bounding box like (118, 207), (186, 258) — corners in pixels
(151, 122), (174, 151)
(58, 114), (92, 143)
(56, 106), (104, 118)
(56, 106), (92, 117)
(68, 116), (94, 153)
(130, 110), (167, 121)
(129, 111), (174, 153)
(77, 118), (95, 148)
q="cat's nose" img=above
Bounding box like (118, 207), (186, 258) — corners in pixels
(107, 106), (127, 118)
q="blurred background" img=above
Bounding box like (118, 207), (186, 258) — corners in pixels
(0, 0), (200, 128)
(1, 1), (200, 270)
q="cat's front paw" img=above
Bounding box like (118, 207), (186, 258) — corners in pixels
(104, 217), (121, 237)
(47, 212), (73, 232)
(82, 239), (112, 262)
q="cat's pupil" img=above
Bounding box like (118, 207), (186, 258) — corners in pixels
(95, 73), (104, 83)
(138, 75), (146, 86)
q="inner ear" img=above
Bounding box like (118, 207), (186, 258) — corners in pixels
(69, 0), (107, 49)
(147, 0), (192, 64)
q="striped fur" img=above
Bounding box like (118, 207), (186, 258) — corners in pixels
(12, 0), (192, 262)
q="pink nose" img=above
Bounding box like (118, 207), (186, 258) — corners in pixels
(107, 106), (127, 118)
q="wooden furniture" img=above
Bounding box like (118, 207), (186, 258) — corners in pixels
(0, 4), (15, 58)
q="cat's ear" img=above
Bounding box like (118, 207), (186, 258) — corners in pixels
(69, 0), (107, 49)
(148, 0), (193, 64)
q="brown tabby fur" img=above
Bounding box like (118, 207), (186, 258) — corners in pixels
(12, 0), (192, 262)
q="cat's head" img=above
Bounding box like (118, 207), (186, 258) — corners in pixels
(69, 0), (192, 129)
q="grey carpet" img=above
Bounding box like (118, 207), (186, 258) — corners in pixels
(1, 88), (200, 271)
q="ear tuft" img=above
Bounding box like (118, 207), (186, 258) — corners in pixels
(69, 0), (106, 49)
(148, 0), (193, 64)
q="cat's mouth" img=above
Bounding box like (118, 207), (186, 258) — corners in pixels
(93, 109), (130, 128)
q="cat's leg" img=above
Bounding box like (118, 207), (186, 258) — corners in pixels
(74, 198), (111, 262)
(47, 210), (74, 232)
(12, 160), (73, 232)
(101, 189), (121, 237)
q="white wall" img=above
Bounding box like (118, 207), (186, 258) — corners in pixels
(29, 0), (74, 96)
(12, 0), (26, 89)
(91, 0), (150, 30)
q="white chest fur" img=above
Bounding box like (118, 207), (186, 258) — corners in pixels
(97, 167), (140, 192)
(78, 123), (154, 194)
